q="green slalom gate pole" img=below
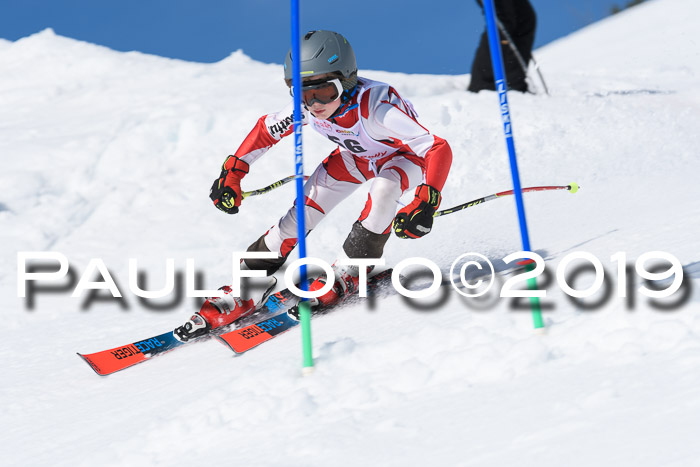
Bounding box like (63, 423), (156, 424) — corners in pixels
(299, 301), (313, 373)
(526, 263), (544, 329)
(290, 0), (313, 372)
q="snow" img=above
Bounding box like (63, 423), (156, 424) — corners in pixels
(2, 0), (700, 465)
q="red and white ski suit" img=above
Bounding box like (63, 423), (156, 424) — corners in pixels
(233, 77), (453, 260)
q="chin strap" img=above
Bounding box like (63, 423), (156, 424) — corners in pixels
(341, 84), (358, 103)
(330, 85), (359, 121)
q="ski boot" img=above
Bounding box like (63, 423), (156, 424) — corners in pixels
(174, 277), (277, 341)
(307, 263), (362, 308)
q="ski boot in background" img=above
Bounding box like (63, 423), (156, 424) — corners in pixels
(174, 276), (277, 341)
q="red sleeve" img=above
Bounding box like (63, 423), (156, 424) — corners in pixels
(423, 136), (452, 191)
(233, 107), (297, 166)
(233, 116), (280, 162)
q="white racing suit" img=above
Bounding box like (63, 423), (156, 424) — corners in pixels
(231, 77), (453, 272)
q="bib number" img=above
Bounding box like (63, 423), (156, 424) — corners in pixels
(328, 136), (367, 154)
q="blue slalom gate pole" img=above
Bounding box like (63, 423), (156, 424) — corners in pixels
(482, 0), (543, 329)
(290, 0), (315, 370)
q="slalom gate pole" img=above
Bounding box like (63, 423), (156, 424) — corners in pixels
(290, 0), (314, 372)
(482, 0), (544, 330)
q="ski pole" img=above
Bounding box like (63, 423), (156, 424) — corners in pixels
(495, 18), (550, 96)
(242, 175), (310, 199)
(475, 0), (549, 95)
(434, 183), (579, 218)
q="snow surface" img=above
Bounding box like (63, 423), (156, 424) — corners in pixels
(2, 0), (700, 465)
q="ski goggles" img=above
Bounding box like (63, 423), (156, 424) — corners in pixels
(291, 78), (343, 106)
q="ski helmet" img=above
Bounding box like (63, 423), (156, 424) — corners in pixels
(284, 30), (357, 90)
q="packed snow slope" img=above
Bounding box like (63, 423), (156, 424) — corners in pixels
(2, 0), (700, 465)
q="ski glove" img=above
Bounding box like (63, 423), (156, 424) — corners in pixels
(393, 184), (441, 239)
(210, 155), (249, 214)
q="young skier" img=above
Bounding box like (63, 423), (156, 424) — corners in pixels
(175, 30), (453, 341)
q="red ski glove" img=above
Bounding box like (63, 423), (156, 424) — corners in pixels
(393, 184), (442, 239)
(210, 155), (249, 214)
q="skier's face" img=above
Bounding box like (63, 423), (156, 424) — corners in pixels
(307, 96), (342, 120)
(297, 74), (343, 120)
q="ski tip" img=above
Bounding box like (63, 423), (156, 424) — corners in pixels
(568, 182), (580, 194)
(77, 352), (110, 376)
(302, 366), (315, 376)
(533, 326), (548, 336)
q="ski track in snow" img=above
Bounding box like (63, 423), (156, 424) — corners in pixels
(2, 0), (700, 465)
